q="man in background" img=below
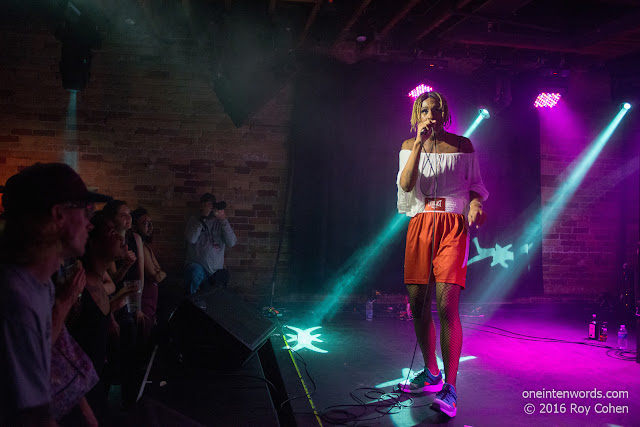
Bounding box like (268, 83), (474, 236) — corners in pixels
(184, 193), (237, 294)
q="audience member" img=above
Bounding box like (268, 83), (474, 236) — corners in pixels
(102, 200), (146, 408)
(131, 208), (165, 325)
(67, 211), (137, 422)
(0, 163), (110, 426)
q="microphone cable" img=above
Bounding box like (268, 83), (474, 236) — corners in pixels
(400, 129), (440, 391)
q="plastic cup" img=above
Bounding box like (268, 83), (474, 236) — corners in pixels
(124, 280), (142, 313)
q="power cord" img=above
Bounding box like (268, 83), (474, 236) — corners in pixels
(271, 319), (319, 413)
(317, 389), (410, 425)
(459, 320), (638, 360)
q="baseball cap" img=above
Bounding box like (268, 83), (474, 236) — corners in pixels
(1, 163), (112, 217)
(200, 193), (216, 204)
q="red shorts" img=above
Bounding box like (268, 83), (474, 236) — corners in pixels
(404, 212), (469, 287)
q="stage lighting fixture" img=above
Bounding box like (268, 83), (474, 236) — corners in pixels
(63, 1), (82, 24)
(474, 102), (632, 307)
(59, 38), (92, 92)
(463, 107), (491, 137)
(534, 93), (561, 108)
(622, 102), (632, 110)
(408, 84), (433, 98)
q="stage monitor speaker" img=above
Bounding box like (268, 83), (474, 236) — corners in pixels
(169, 287), (276, 369)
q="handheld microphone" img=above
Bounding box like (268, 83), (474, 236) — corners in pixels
(420, 123), (433, 135)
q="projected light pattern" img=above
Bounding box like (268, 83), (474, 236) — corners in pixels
(468, 238), (513, 268)
(374, 356), (477, 388)
(283, 325), (328, 353)
(467, 237), (533, 269)
(534, 93), (561, 108)
(408, 84), (433, 98)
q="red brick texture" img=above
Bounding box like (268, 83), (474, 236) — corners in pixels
(0, 25), (292, 301)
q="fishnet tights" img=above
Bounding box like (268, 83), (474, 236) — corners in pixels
(407, 283), (462, 387)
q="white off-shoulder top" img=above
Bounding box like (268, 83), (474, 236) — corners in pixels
(396, 150), (489, 217)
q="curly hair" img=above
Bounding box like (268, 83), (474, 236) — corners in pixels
(410, 91), (451, 132)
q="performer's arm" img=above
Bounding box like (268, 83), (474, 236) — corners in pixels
(468, 192), (486, 228)
(399, 120), (433, 192)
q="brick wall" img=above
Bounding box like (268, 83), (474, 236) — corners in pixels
(540, 69), (640, 296)
(0, 24), (292, 302)
(2, 23), (638, 301)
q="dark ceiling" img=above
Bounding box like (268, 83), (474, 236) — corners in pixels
(4, 0), (640, 77)
(296, 0), (640, 72)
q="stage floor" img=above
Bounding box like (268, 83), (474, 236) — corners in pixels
(111, 300), (639, 426)
(269, 302), (639, 426)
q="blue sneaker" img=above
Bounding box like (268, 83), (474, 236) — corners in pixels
(432, 383), (457, 417)
(398, 368), (444, 393)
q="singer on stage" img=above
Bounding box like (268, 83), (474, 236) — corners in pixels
(396, 91), (489, 418)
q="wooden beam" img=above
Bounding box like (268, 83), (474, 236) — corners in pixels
(298, 0), (323, 47)
(335, 0), (373, 43)
(415, 0), (475, 41)
(378, 0), (422, 41)
(450, 32), (579, 53)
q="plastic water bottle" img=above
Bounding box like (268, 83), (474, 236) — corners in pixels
(366, 300), (373, 321)
(617, 325), (627, 350)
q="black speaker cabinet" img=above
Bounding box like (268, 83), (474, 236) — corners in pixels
(169, 287), (276, 369)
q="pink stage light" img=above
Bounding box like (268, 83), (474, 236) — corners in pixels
(408, 84), (433, 98)
(534, 93), (561, 108)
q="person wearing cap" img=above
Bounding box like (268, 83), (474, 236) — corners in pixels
(0, 162), (111, 426)
(184, 193), (237, 294)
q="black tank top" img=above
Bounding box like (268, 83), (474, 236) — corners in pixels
(68, 288), (110, 376)
(115, 231), (140, 288)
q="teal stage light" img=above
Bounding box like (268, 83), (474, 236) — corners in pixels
(310, 108), (492, 323)
(622, 102), (631, 110)
(310, 214), (410, 323)
(64, 91), (79, 170)
(542, 105), (630, 229)
(463, 108), (490, 137)
(473, 104), (632, 307)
